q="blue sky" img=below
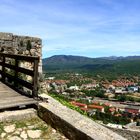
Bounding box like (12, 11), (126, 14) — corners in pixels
(0, 0), (140, 58)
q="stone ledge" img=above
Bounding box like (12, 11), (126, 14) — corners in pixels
(0, 108), (37, 122)
(38, 94), (126, 140)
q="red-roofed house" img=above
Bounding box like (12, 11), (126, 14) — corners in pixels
(80, 107), (88, 112)
(88, 105), (104, 112)
(125, 108), (139, 115)
(109, 108), (116, 114)
(70, 101), (87, 108)
(104, 103), (112, 107)
(92, 101), (99, 105)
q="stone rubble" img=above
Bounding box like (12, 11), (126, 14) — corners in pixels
(0, 115), (69, 140)
(8, 136), (22, 140)
(4, 124), (16, 133)
(1, 132), (6, 138)
(20, 131), (28, 139)
(27, 130), (41, 139)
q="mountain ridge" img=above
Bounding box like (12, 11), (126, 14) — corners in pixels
(43, 55), (140, 65)
(43, 55), (140, 61)
(42, 55), (140, 78)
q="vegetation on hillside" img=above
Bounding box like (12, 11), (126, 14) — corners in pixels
(49, 93), (130, 125)
(43, 55), (140, 80)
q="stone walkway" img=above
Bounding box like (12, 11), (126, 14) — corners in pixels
(0, 116), (68, 140)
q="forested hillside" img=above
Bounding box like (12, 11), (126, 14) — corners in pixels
(43, 55), (140, 79)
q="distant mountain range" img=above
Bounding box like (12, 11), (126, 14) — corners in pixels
(43, 55), (140, 64)
(42, 55), (140, 78)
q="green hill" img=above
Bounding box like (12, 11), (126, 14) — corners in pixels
(43, 55), (140, 78)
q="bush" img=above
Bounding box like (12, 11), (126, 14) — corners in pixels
(26, 40), (32, 50)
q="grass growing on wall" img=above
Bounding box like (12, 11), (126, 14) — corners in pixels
(49, 93), (131, 125)
(49, 93), (87, 116)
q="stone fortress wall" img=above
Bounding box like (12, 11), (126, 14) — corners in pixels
(0, 32), (42, 73)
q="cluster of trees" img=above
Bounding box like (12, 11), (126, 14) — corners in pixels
(116, 94), (140, 102)
(81, 88), (106, 98)
(43, 55), (140, 83)
(93, 110), (130, 125)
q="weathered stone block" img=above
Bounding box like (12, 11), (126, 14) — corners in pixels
(38, 95), (126, 140)
(0, 32), (13, 40)
(38, 105), (93, 140)
(0, 32), (42, 73)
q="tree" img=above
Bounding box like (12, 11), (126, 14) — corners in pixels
(20, 40), (24, 47)
(26, 40), (32, 50)
(117, 95), (127, 102)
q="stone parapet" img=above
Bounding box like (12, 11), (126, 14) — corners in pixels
(0, 108), (37, 122)
(38, 94), (126, 140)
